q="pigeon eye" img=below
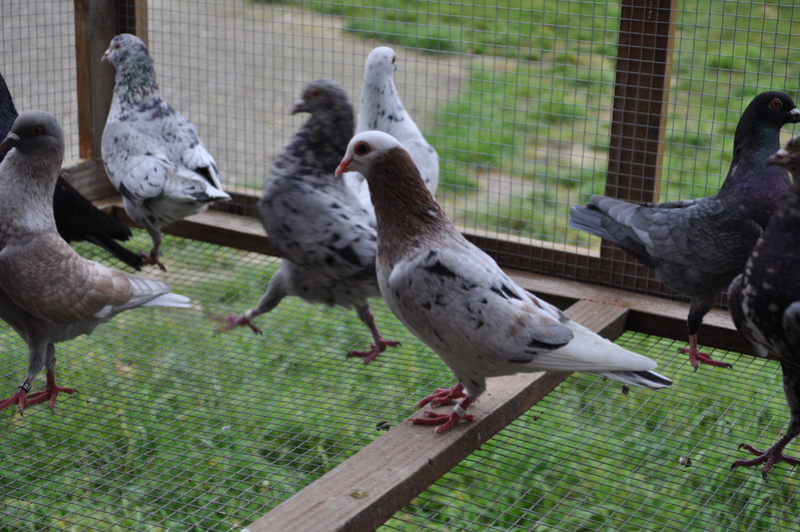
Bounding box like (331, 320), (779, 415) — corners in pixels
(770, 98), (783, 110)
(32, 126), (43, 136)
(391, 56), (396, 65)
(309, 88), (322, 99)
(114, 42), (121, 50)
(354, 141), (371, 156)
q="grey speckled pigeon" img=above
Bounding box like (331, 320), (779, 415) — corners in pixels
(0, 111), (191, 414)
(570, 91), (800, 370)
(337, 131), (671, 433)
(728, 135), (800, 479)
(101, 33), (230, 271)
(343, 46), (439, 210)
(0, 72), (142, 270)
(223, 79), (399, 364)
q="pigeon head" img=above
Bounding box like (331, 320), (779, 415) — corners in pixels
(291, 78), (351, 117)
(767, 135), (800, 181)
(0, 110), (64, 163)
(101, 33), (152, 69)
(734, 91), (800, 148)
(336, 130), (405, 179)
(364, 47), (398, 79)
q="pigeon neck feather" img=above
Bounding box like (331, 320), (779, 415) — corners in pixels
(0, 149), (59, 246)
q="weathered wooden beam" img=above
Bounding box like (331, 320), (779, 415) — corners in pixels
(243, 300), (629, 532)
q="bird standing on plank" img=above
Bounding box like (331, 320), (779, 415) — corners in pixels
(101, 33), (230, 271)
(0, 111), (191, 414)
(336, 130), (672, 433)
(224, 79), (399, 364)
(344, 46), (440, 211)
(0, 72), (142, 270)
(729, 135), (800, 479)
(570, 92), (800, 370)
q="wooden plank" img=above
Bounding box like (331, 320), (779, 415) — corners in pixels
(244, 301), (629, 532)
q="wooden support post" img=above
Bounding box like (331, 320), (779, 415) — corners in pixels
(244, 301), (630, 532)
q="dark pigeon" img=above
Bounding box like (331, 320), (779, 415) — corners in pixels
(570, 91), (800, 370)
(728, 135), (800, 479)
(222, 79), (399, 364)
(0, 72), (143, 270)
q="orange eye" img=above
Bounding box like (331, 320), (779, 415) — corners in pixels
(770, 98), (783, 110)
(309, 88), (322, 99)
(354, 141), (370, 156)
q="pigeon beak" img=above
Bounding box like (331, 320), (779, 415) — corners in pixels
(101, 50), (109, 62)
(790, 108), (800, 122)
(291, 99), (308, 115)
(335, 159), (352, 177)
(766, 148), (790, 166)
(0, 132), (19, 153)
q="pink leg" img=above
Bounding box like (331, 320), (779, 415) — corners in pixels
(412, 396), (476, 434)
(0, 379), (32, 414)
(678, 334), (732, 370)
(219, 312), (262, 334)
(731, 435), (799, 480)
(141, 237), (166, 271)
(24, 366), (76, 413)
(347, 306), (400, 365)
(415, 382), (466, 408)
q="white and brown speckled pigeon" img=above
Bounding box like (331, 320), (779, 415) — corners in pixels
(728, 135), (800, 479)
(570, 92), (800, 370)
(343, 46), (439, 210)
(0, 111), (191, 414)
(336, 130), (672, 433)
(223, 79), (399, 364)
(101, 33), (230, 271)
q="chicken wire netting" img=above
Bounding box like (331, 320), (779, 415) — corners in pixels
(2, 0), (800, 530)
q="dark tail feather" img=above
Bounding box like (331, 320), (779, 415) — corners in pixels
(599, 370), (673, 390)
(85, 235), (144, 271)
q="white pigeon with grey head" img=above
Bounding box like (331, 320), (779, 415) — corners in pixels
(101, 33), (230, 271)
(223, 79), (399, 364)
(0, 111), (191, 414)
(336, 130), (672, 433)
(344, 46), (440, 210)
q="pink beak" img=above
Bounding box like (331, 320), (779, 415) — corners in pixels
(335, 159), (352, 177)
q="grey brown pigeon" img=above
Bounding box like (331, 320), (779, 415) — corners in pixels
(0, 111), (191, 413)
(223, 79), (399, 364)
(343, 46), (439, 209)
(728, 135), (800, 479)
(336, 131), (672, 433)
(101, 33), (230, 271)
(0, 72), (142, 270)
(570, 92), (800, 370)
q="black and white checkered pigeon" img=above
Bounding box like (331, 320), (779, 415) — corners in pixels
(343, 46), (439, 211)
(223, 79), (399, 365)
(728, 135), (800, 480)
(101, 33), (230, 271)
(0, 111), (190, 414)
(0, 72), (142, 270)
(337, 130), (672, 433)
(570, 92), (800, 370)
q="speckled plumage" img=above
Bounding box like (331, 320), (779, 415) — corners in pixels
(344, 46), (439, 210)
(101, 33), (229, 270)
(0, 72), (142, 270)
(0, 111), (190, 414)
(570, 92), (800, 369)
(728, 135), (800, 479)
(337, 130), (671, 433)
(225, 79), (398, 363)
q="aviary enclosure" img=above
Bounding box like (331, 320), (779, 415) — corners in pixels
(1, 0), (798, 530)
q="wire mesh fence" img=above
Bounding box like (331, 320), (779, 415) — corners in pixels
(1, 0), (800, 529)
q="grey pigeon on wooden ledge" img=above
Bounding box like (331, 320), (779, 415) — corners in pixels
(101, 33), (230, 271)
(728, 135), (800, 479)
(223, 79), (399, 364)
(344, 46), (440, 211)
(0, 72), (143, 270)
(337, 130), (672, 433)
(0, 111), (191, 414)
(570, 91), (800, 370)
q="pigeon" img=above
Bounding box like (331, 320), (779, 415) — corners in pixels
(223, 79), (399, 364)
(101, 33), (230, 271)
(728, 135), (800, 479)
(0, 72), (143, 270)
(0, 110), (191, 414)
(336, 130), (672, 433)
(343, 46), (440, 210)
(569, 91), (800, 370)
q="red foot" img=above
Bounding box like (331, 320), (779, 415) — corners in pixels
(219, 314), (261, 334)
(0, 389), (28, 414)
(679, 334), (732, 370)
(347, 338), (401, 365)
(415, 383), (466, 408)
(25, 385), (76, 413)
(411, 396), (476, 433)
(731, 443), (800, 480)
(140, 250), (166, 272)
